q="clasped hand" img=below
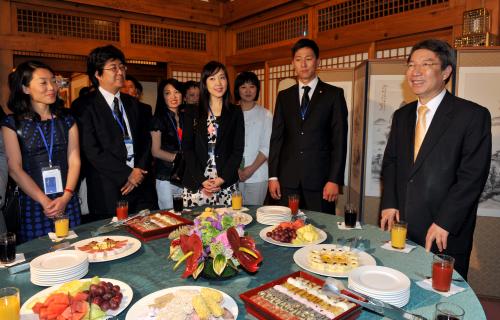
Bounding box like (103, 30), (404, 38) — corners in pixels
(42, 193), (72, 217)
(201, 177), (224, 197)
(121, 168), (147, 195)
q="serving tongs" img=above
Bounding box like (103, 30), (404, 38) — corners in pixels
(92, 209), (151, 236)
(321, 278), (427, 320)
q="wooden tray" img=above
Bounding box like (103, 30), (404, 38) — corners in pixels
(239, 271), (363, 320)
(126, 211), (193, 242)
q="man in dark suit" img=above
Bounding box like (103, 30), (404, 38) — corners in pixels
(380, 39), (491, 279)
(72, 45), (152, 220)
(268, 38), (348, 213)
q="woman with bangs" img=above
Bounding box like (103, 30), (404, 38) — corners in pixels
(2, 61), (81, 242)
(151, 78), (184, 210)
(182, 61), (244, 207)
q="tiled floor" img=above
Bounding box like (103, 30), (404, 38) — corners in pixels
(479, 297), (500, 320)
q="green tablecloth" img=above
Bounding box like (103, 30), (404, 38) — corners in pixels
(0, 208), (486, 319)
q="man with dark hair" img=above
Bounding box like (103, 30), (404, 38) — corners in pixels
(183, 80), (200, 105)
(380, 39), (491, 279)
(268, 38), (348, 213)
(72, 45), (152, 220)
(121, 75), (153, 117)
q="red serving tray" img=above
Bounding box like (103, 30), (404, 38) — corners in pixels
(126, 211), (193, 242)
(239, 271), (363, 320)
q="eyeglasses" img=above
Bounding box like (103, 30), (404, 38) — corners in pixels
(406, 62), (441, 71)
(103, 64), (127, 73)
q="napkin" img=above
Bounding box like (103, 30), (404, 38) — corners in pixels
(0, 253), (26, 268)
(337, 221), (363, 230)
(416, 279), (466, 297)
(381, 241), (416, 253)
(48, 230), (78, 242)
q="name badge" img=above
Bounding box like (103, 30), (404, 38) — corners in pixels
(124, 137), (134, 168)
(41, 166), (63, 195)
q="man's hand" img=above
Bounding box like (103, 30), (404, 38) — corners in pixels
(425, 223), (449, 252)
(323, 182), (339, 202)
(238, 167), (253, 182)
(268, 180), (281, 200)
(380, 208), (400, 231)
(128, 168), (147, 186)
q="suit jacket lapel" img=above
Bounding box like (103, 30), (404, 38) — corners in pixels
(404, 102), (417, 170)
(95, 91), (127, 159)
(410, 92), (454, 176)
(303, 80), (324, 120)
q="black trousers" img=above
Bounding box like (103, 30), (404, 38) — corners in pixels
(279, 184), (335, 214)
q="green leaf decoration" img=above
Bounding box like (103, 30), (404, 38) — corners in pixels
(192, 261), (205, 279)
(213, 254), (228, 276)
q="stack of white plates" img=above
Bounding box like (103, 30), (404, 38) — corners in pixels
(256, 206), (292, 225)
(30, 250), (89, 286)
(348, 266), (411, 307)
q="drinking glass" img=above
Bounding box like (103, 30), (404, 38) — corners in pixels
(116, 200), (128, 220)
(344, 203), (357, 228)
(0, 233), (16, 263)
(434, 302), (464, 320)
(54, 214), (69, 238)
(173, 193), (184, 213)
(288, 194), (299, 215)
(0, 287), (20, 320)
(391, 221), (407, 249)
(432, 254), (455, 292)
(231, 190), (243, 210)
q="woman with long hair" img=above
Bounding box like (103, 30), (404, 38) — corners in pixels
(151, 78), (184, 209)
(2, 61), (81, 242)
(182, 61), (244, 207)
(234, 71), (272, 205)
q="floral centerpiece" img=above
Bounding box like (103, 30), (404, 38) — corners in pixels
(169, 209), (262, 279)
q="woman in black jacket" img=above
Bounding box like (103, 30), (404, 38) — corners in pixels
(182, 61), (244, 207)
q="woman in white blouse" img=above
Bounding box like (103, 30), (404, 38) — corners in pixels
(234, 72), (273, 205)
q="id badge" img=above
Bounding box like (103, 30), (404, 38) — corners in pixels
(41, 166), (63, 195)
(124, 138), (135, 168)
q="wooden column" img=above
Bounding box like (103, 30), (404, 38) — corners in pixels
(0, 49), (12, 111)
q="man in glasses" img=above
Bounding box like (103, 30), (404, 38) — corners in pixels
(380, 39), (491, 279)
(72, 45), (152, 221)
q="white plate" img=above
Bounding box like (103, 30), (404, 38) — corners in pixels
(72, 236), (142, 263)
(256, 206), (291, 216)
(21, 278), (133, 319)
(348, 266), (411, 294)
(30, 250), (88, 272)
(259, 225), (327, 248)
(214, 206), (249, 214)
(125, 286), (238, 320)
(293, 244), (376, 277)
(31, 268), (89, 287)
(232, 212), (253, 225)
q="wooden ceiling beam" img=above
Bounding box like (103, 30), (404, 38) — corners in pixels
(59, 0), (222, 26)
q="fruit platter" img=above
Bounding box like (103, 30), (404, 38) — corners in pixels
(126, 211), (193, 241)
(259, 220), (327, 247)
(125, 286), (238, 320)
(21, 277), (133, 320)
(239, 271), (362, 320)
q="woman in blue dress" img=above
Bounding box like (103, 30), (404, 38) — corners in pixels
(2, 61), (81, 242)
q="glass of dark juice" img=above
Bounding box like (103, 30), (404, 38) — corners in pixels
(0, 232), (16, 263)
(434, 302), (464, 320)
(344, 203), (357, 228)
(173, 193), (184, 214)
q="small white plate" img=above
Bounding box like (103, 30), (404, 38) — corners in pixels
(30, 250), (88, 272)
(125, 286), (238, 320)
(72, 236), (141, 263)
(293, 244), (376, 278)
(256, 205), (291, 216)
(21, 278), (133, 319)
(259, 225), (327, 247)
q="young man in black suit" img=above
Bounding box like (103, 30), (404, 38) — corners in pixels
(268, 38), (348, 213)
(380, 39), (492, 279)
(72, 45), (152, 220)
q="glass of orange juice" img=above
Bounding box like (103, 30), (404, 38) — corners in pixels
(231, 190), (243, 210)
(391, 221), (407, 249)
(0, 287), (20, 320)
(54, 214), (69, 238)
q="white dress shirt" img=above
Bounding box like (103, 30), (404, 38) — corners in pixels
(98, 87), (134, 167)
(416, 88), (446, 134)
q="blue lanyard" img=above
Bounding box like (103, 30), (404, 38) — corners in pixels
(166, 112), (181, 148)
(111, 102), (128, 138)
(300, 93), (310, 120)
(36, 114), (55, 167)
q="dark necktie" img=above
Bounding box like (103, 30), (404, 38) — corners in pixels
(113, 97), (129, 137)
(300, 86), (311, 119)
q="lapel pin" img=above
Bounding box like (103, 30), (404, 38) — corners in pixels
(319, 90), (323, 93)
